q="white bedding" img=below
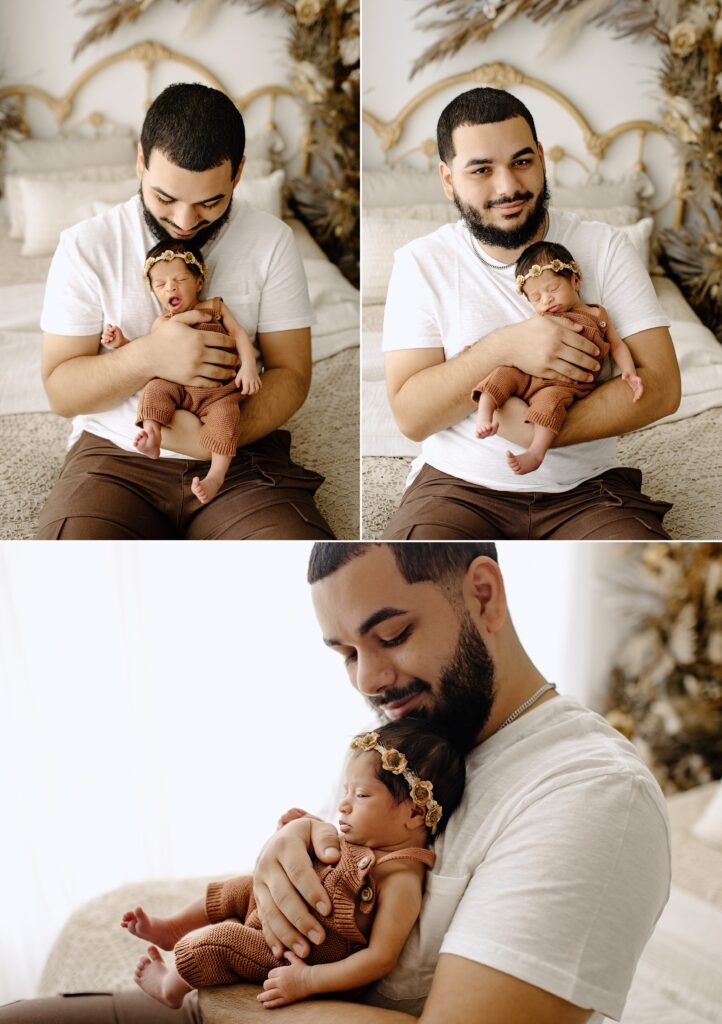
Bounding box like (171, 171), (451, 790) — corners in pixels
(618, 885), (722, 1023)
(0, 218), (359, 416)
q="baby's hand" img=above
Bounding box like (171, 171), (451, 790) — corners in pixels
(102, 324), (129, 349)
(622, 372), (644, 402)
(257, 951), (313, 1009)
(235, 363), (262, 396)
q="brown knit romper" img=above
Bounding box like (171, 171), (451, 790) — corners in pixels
(173, 839), (435, 989)
(136, 297), (245, 458)
(471, 305), (611, 435)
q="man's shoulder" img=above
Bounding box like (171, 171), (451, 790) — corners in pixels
(395, 220), (462, 262)
(57, 195), (141, 255)
(222, 201), (293, 248)
(550, 209), (619, 252)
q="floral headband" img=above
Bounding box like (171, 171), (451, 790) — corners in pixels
(143, 249), (206, 289)
(350, 731), (443, 834)
(515, 258), (582, 295)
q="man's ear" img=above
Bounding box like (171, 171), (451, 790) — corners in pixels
(537, 141), (546, 175)
(463, 557), (507, 635)
(232, 155), (246, 188)
(136, 142), (145, 179)
(439, 160), (455, 202)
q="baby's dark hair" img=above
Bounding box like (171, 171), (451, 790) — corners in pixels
(352, 720), (465, 839)
(144, 239), (206, 280)
(516, 240), (580, 293)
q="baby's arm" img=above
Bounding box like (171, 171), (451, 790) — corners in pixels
(601, 311), (644, 402)
(258, 867), (422, 1008)
(214, 301), (261, 396)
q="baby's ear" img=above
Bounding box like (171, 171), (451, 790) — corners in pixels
(407, 802), (429, 834)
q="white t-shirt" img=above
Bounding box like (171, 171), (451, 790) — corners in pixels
(382, 212), (669, 492)
(364, 696), (670, 1022)
(41, 196), (314, 458)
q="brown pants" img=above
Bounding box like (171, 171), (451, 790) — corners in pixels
(0, 990), (202, 1024)
(137, 379), (241, 458)
(473, 365), (595, 435)
(37, 430), (334, 540)
(382, 464), (671, 540)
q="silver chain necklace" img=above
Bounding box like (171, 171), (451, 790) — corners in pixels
(468, 211), (550, 272)
(498, 682), (557, 730)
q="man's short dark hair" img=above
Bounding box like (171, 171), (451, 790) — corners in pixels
(437, 87), (537, 165)
(307, 542), (498, 585)
(141, 83), (246, 178)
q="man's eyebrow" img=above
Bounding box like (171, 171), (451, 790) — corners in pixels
(323, 607), (408, 648)
(150, 185), (227, 204)
(463, 146), (535, 169)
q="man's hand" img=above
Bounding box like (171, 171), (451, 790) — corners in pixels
(253, 817), (341, 959)
(147, 310), (237, 388)
(488, 315), (600, 384)
(258, 951), (314, 1009)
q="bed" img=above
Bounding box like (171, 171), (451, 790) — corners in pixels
(34, 779), (722, 1023)
(0, 41), (360, 539)
(361, 63), (722, 539)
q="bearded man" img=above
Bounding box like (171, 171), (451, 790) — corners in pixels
(249, 541), (670, 1024)
(381, 87), (680, 540)
(37, 83), (333, 540)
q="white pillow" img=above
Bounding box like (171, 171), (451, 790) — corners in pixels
(5, 135), (136, 176)
(6, 164), (138, 240)
(235, 168), (285, 219)
(551, 180), (643, 211)
(18, 176), (138, 256)
(556, 205), (641, 227)
(362, 217), (443, 305)
(363, 167), (443, 209)
(618, 217), (654, 270)
(692, 781), (722, 848)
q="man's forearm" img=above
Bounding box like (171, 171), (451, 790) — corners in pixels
(552, 367), (678, 447)
(43, 338), (154, 417)
(389, 334), (509, 442)
(198, 985), (415, 1024)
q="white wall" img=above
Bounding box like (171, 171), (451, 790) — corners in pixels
(362, 1), (676, 219)
(0, 0), (297, 145)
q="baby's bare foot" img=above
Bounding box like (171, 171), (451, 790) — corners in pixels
(191, 474), (223, 504)
(507, 449), (543, 475)
(134, 945), (191, 1009)
(134, 422), (161, 459)
(121, 907), (181, 950)
(475, 420), (499, 439)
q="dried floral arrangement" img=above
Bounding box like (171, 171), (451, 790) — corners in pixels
(603, 542), (722, 793)
(72, 0), (359, 284)
(412, 0), (722, 341)
(0, 94), (25, 179)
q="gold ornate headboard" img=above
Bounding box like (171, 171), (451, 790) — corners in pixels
(0, 40), (312, 177)
(363, 62), (684, 229)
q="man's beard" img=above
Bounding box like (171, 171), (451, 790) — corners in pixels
(367, 614), (495, 752)
(140, 187), (233, 249)
(454, 178), (550, 251)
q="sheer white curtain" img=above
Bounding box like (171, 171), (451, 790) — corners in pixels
(0, 541), (591, 1003)
(0, 543), (370, 1003)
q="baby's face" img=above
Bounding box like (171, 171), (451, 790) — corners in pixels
(523, 268), (580, 315)
(338, 752), (421, 849)
(148, 258), (202, 314)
